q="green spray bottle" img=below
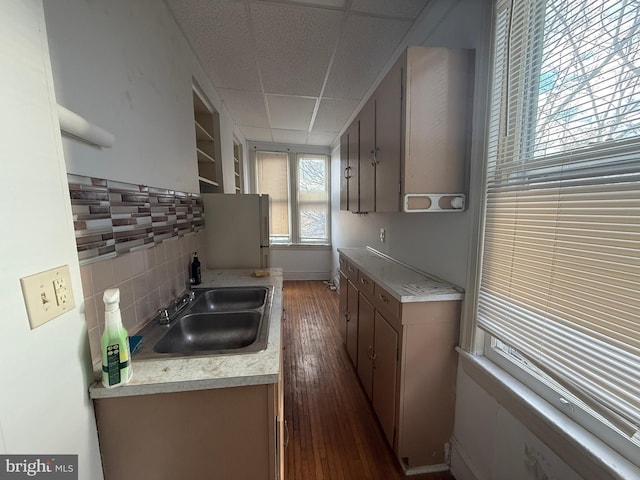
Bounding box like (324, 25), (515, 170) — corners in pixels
(101, 288), (132, 388)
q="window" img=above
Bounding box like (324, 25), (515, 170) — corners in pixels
(477, 0), (640, 465)
(255, 150), (330, 245)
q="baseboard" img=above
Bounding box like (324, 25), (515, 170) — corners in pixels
(282, 271), (331, 281)
(403, 463), (449, 476)
(450, 439), (481, 480)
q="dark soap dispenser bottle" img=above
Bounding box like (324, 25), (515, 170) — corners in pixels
(191, 251), (201, 285)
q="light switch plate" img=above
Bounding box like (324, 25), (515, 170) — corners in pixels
(20, 265), (76, 329)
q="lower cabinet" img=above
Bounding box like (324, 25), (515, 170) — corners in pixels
(341, 276), (359, 367)
(339, 254), (461, 472)
(372, 311), (398, 447)
(94, 383), (284, 480)
(356, 293), (375, 400)
(358, 298), (399, 447)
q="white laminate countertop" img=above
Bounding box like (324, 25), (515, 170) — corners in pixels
(338, 247), (464, 302)
(89, 268), (283, 400)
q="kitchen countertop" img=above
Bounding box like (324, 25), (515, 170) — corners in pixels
(338, 247), (464, 302)
(89, 268), (283, 400)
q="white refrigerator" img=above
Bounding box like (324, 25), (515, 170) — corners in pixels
(202, 193), (270, 269)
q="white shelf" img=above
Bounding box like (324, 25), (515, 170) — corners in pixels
(197, 147), (215, 163)
(198, 176), (220, 187)
(195, 121), (214, 142)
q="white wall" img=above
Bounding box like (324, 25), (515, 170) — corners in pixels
(43, 0), (245, 194)
(0, 1), (103, 477)
(451, 368), (583, 480)
(270, 247), (332, 281)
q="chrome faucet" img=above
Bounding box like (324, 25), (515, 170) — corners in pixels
(157, 287), (196, 326)
(158, 308), (170, 325)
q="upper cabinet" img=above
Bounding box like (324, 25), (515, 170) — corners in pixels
(340, 46), (473, 213)
(193, 88), (223, 193)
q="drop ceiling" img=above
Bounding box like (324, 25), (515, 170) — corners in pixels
(165, 0), (432, 147)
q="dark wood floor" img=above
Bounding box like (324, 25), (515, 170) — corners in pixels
(282, 280), (455, 480)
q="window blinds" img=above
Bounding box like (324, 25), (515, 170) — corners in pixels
(255, 151), (290, 241)
(477, 0), (640, 435)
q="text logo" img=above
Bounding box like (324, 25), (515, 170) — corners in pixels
(0, 456), (77, 479)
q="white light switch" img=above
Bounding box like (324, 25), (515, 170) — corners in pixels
(20, 265), (76, 329)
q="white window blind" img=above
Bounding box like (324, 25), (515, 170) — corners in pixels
(478, 0), (640, 443)
(254, 149), (330, 245)
(255, 151), (290, 243)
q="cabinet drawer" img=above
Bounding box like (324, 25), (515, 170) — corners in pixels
(344, 260), (359, 284)
(373, 284), (400, 321)
(357, 271), (374, 300)
(339, 255), (348, 273)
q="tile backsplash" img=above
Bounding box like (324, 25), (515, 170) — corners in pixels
(67, 173), (207, 375)
(81, 231), (207, 374)
(68, 174), (204, 263)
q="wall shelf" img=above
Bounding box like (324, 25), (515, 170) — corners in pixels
(193, 88), (222, 193)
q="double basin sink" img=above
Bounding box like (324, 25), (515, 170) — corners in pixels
(133, 286), (272, 359)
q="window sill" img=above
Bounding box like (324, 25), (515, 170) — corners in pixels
(456, 348), (640, 480)
(270, 243), (331, 250)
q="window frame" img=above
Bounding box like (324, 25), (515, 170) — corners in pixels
(251, 145), (331, 246)
(473, 0), (640, 468)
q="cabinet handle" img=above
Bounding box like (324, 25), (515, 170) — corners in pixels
(344, 166), (352, 179)
(348, 266), (355, 273)
(374, 147), (380, 164)
(345, 312), (350, 321)
(369, 148), (376, 166)
(284, 419), (290, 448)
(378, 293), (389, 303)
(360, 277), (368, 285)
(368, 345), (374, 360)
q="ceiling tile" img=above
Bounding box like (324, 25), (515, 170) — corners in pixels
(308, 131), (338, 146)
(238, 125), (273, 143)
(251, 3), (343, 96)
(350, 0), (429, 19)
(219, 89), (270, 128)
(271, 129), (310, 145)
(166, 0), (262, 91)
(312, 98), (360, 132)
(266, 95), (317, 130)
(323, 14), (412, 99)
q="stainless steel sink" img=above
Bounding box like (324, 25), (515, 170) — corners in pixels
(154, 311), (262, 354)
(189, 287), (268, 313)
(132, 285), (272, 359)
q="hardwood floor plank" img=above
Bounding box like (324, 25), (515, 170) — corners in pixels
(283, 281), (455, 480)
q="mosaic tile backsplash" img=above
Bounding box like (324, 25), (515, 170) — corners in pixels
(67, 174), (207, 375)
(68, 174), (204, 262)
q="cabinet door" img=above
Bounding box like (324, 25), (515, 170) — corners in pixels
(373, 312), (398, 446)
(374, 57), (402, 212)
(356, 294), (375, 400)
(346, 120), (360, 212)
(346, 281), (359, 366)
(339, 132), (349, 210)
(339, 272), (348, 344)
(358, 97), (375, 213)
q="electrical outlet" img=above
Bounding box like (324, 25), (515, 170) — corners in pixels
(53, 277), (69, 306)
(20, 265), (76, 329)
